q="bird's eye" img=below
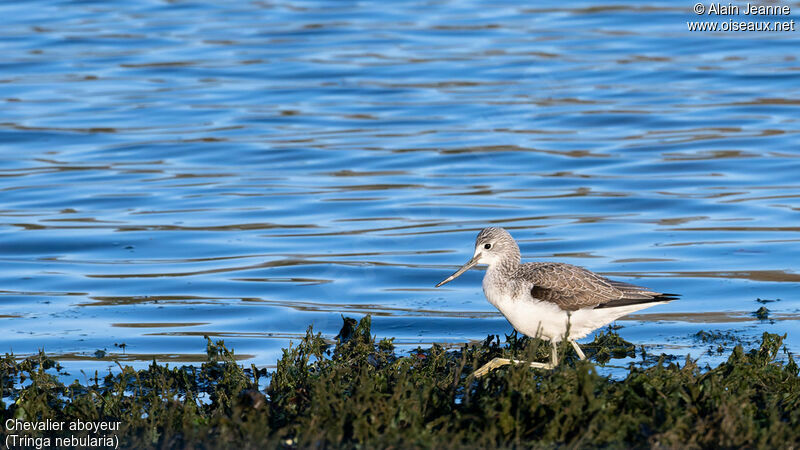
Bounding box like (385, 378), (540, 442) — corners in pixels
(484, 243), (492, 249)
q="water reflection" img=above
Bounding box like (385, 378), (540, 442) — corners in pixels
(0, 0), (798, 374)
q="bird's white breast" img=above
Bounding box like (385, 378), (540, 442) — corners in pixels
(483, 273), (570, 341)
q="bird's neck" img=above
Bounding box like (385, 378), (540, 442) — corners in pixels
(487, 253), (520, 276)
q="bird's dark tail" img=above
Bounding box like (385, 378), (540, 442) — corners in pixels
(594, 292), (679, 309)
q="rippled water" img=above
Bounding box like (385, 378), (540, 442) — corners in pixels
(2, 0), (799, 374)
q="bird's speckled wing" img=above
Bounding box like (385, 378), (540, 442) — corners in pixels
(520, 262), (667, 311)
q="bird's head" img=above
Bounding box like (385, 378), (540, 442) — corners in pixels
(435, 227), (520, 287)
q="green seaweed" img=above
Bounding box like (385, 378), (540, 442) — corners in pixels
(753, 306), (770, 320)
(1, 317), (799, 448)
(583, 328), (636, 363)
(694, 329), (754, 355)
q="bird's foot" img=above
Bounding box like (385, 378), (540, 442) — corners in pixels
(473, 357), (555, 377)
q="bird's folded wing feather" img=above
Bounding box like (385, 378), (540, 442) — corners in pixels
(524, 262), (664, 311)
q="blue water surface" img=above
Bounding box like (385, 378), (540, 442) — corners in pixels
(1, 0), (799, 375)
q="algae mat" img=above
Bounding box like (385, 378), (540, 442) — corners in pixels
(2, 316), (799, 448)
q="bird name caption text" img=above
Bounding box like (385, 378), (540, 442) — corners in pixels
(3, 419), (121, 449)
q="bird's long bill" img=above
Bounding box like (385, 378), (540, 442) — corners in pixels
(435, 254), (480, 287)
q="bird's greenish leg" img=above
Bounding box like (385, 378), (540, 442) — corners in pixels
(570, 340), (586, 360)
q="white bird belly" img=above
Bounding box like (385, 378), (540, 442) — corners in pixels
(483, 277), (667, 341)
(503, 297), (571, 341)
(483, 278), (569, 341)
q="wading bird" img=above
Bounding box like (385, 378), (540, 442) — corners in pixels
(435, 227), (677, 376)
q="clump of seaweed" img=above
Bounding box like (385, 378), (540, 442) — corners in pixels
(694, 329), (756, 355)
(1, 316), (799, 448)
(753, 306), (771, 321)
(695, 330), (739, 344)
(582, 328), (637, 363)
